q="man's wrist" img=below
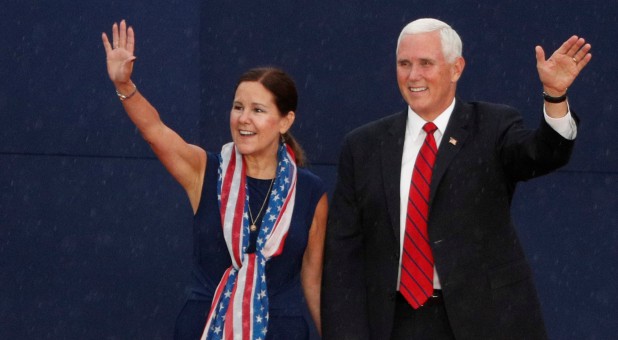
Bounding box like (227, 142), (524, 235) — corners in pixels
(542, 91), (567, 103)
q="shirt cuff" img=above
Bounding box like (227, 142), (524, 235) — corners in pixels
(543, 103), (577, 140)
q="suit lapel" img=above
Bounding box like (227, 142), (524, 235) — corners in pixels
(379, 104), (470, 242)
(381, 111), (407, 243)
(430, 100), (470, 204)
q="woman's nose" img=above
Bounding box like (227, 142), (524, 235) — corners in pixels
(238, 109), (250, 123)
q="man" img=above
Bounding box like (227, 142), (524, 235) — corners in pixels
(322, 18), (591, 339)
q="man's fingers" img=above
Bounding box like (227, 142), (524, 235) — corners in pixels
(565, 37), (585, 58)
(556, 35), (579, 55)
(534, 45), (546, 64)
(576, 53), (592, 72)
(574, 43), (592, 63)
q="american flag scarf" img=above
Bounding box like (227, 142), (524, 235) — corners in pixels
(201, 142), (297, 340)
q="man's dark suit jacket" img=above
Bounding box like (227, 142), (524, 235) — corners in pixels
(322, 99), (576, 339)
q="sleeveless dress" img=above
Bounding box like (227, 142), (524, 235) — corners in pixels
(174, 151), (326, 339)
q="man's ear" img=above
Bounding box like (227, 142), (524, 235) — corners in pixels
(451, 56), (465, 82)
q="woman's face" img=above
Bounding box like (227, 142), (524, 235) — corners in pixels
(230, 81), (294, 161)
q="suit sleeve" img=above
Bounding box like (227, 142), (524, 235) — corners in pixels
(498, 107), (577, 182)
(321, 136), (370, 339)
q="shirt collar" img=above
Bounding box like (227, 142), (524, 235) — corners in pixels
(406, 99), (456, 142)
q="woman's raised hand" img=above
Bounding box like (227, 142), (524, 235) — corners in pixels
(101, 20), (136, 86)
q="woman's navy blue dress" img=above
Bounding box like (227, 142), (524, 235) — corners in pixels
(174, 152), (325, 339)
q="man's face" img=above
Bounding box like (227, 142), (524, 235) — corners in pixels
(396, 31), (464, 120)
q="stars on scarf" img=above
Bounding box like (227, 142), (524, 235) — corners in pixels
(211, 144), (296, 340)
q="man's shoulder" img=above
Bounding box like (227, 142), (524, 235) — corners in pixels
(453, 99), (522, 128)
(459, 99), (518, 115)
(345, 111), (406, 139)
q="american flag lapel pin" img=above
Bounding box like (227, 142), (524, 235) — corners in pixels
(449, 137), (457, 146)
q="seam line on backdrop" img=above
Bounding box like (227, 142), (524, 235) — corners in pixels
(0, 152), (615, 175)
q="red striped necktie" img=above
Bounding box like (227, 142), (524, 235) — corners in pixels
(400, 122), (438, 309)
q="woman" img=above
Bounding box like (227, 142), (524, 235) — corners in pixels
(102, 20), (327, 339)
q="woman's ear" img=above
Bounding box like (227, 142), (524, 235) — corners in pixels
(279, 111), (295, 134)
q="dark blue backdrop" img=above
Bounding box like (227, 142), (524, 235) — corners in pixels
(1, 0), (615, 338)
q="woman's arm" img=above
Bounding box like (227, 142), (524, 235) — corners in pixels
(102, 20), (206, 213)
(301, 193), (328, 336)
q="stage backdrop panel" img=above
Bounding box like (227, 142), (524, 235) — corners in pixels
(0, 0), (616, 338)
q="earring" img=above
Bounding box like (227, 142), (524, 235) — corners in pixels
(280, 134), (286, 144)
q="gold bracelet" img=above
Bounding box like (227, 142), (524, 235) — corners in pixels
(116, 83), (137, 101)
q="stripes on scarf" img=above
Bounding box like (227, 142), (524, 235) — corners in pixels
(201, 142), (297, 340)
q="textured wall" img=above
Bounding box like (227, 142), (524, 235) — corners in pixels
(1, 0), (616, 338)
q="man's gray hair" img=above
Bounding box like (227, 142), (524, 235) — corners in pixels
(397, 18), (463, 63)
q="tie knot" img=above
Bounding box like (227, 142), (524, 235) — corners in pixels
(423, 122), (437, 134)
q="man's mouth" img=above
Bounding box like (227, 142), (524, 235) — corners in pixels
(409, 87), (427, 92)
